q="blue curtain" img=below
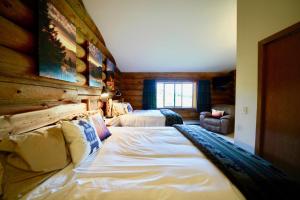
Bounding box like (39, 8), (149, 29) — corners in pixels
(197, 80), (211, 112)
(143, 80), (157, 109)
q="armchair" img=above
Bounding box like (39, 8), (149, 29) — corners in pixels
(200, 105), (235, 135)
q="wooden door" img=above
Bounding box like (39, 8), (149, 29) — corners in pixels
(256, 22), (300, 181)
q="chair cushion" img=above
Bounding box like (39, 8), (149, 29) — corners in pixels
(204, 118), (221, 126)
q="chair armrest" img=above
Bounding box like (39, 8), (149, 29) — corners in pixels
(220, 115), (234, 134)
(200, 112), (212, 117)
(200, 112), (212, 127)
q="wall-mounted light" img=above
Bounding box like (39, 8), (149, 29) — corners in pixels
(115, 89), (122, 97)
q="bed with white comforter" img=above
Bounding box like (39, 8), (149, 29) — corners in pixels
(118, 110), (166, 127)
(23, 127), (244, 200)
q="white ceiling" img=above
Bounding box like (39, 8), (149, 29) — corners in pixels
(83, 0), (236, 72)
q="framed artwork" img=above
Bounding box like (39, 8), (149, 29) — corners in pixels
(106, 58), (115, 82)
(87, 42), (103, 87)
(106, 81), (115, 91)
(38, 1), (77, 82)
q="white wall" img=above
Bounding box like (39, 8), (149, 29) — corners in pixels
(84, 0), (236, 72)
(235, 0), (300, 152)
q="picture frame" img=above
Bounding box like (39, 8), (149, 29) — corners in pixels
(38, 1), (77, 82)
(87, 42), (103, 87)
(106, 58), (115, 82)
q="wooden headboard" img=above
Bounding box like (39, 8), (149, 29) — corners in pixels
(0, 103), (88, 139)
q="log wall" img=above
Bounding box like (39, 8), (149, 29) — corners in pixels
(0, 0), (119, 115)
(120, 72), (235, 120)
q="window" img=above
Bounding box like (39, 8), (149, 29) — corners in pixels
(157, 81), (195, 108)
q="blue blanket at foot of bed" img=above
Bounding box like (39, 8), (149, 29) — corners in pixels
(174, 124), (298, 200)
(160, 109), (183, 126)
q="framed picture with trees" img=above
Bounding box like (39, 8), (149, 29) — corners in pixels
(87, 42), (103, 87)
(38, 0), (77, 82)
(106, 58), (115, 91)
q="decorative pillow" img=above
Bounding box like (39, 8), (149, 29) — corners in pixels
(62, 119), (102, 166)
(123, 102), (133, 113)
(88, 114), (111, 141)
(211, 109), (224, 118)
(112, 102), (127, 116)
(7, 125), (69, 172)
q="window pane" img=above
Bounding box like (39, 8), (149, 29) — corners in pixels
(175, 83), (182, 107)
(164, 83), (174, 107)
(182, 83), (193, 107)
(156, 83), (164, 108)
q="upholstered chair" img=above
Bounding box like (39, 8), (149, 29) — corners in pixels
(199, 105), (235, 135)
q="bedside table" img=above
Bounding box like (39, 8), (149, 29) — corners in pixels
(103, 116), (120, 127)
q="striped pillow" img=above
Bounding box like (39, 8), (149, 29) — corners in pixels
(89, 114), (111, 141)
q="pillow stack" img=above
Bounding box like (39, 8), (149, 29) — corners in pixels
(0, 112), (113, 198)
(112, 102), (133, 116)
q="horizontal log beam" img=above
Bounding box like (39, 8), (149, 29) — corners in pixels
(76, 58), (87, 73)
(0, 81), (78, 102)
(0, 0), (34, 29)
(0, 45), (35, 75)
(76, 44), (86, 58)
(0, 16), (34, 53)
(76, 30), (86, 45)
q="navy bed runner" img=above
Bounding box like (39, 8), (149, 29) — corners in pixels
(174, 124), (298, 200)
(160, 109), (183, 126)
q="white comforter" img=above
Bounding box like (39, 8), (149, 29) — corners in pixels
(23, 127), (244, 200)
(119, 110), (166, 127)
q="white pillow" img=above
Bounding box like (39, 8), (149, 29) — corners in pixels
(211, 109), (225, 117)
(62, 119), (102, 166)
(6, 125), (69, 172)
(112, 102), (127, 116)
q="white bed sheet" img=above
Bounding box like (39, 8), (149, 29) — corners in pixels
(22, 127), (245, 200)
(119, 110), (166, 127)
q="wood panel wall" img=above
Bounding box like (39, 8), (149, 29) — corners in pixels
(120, 72), (235, 120)
(0, 0), (119, 115)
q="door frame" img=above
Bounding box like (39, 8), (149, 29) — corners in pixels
(256, 21), (300, 155)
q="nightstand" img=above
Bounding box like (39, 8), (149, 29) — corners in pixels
(103, 116), (120, 127)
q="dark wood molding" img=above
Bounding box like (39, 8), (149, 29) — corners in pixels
(256, 21), (300, 155)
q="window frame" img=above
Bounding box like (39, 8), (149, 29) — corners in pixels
(156, 81), (195, 109)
